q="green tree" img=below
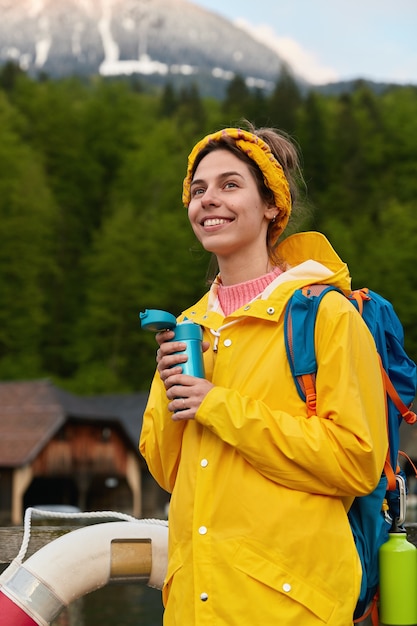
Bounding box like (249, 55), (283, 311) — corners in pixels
(297, 92), (330, 203)
(267, 65), (302, 134)
(0, 93), (56, 378)
(222, 74), (252, 124)
(159, 82), (178, 117)
(176, 83), (207, 137)
(0, 61), (25, 92)
(380, 86), (417, 203)
(246, 88), (269, 127)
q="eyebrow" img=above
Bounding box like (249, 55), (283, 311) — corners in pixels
(190, 171), (245, 187)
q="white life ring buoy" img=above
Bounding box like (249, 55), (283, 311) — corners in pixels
(0, 520), (168, 626)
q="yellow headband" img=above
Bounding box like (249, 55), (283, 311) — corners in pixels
(182, 128), (292, 242)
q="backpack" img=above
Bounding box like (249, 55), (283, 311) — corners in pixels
(284, 285), (417, 624)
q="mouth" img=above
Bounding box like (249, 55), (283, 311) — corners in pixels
(202, 217), (233, 227)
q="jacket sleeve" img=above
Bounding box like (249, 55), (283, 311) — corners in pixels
(195, 291), (388, 497)
(139, 372), (186, 493)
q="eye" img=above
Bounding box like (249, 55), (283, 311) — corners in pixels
(224, 180), (238, 190)
(191, 186), (205, 197)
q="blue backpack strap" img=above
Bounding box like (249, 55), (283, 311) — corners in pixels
(284, 285), (342, 414)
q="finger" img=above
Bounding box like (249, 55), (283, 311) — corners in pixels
(166, 382), (185, 399)
(155, 330), (175, 346)
(168, 396), (187, 413)
(159, 340), (186, 356)
(160, 353), (188, 369)
(157, 351), (187, 376)
(160, 367), (184, 387)
(165, 378), (196, 395)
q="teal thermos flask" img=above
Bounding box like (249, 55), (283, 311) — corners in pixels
(379, 520), (417, 625)
(139, 309), (205, 378)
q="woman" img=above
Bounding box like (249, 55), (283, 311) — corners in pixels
(140, 125), (387, 625)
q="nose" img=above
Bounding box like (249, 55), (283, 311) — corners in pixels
(200, 185), (220, 207)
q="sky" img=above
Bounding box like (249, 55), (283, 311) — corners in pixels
(192, 0), (417, 85)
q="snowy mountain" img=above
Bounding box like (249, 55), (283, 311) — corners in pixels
(0, 0), (291, 94)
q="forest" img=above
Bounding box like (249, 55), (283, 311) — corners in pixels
(1, 62), (416, 394)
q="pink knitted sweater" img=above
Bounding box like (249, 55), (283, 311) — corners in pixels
(218, 265), (283, 316)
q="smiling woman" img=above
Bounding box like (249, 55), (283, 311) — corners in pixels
(139, 121), (387, 625)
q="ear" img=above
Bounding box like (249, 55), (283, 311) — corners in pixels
(264, 204), (278, 220)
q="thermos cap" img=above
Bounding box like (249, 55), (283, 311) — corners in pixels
(139, 309), (177, 332)
(140, 311), (203, 341)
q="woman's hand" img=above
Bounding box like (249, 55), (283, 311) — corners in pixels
(166, 374), (214, 421)
(155, 330), (213, 420)
(155, 329), (188, 379)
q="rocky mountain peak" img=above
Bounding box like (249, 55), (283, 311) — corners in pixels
(0, 0), (289, 94)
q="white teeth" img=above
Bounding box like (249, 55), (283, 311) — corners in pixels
(204, 218), (230, 227)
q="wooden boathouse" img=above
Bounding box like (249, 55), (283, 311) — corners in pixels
(0, 380), (168, 525)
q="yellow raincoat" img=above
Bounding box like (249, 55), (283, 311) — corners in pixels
(140, 232), (388, 626)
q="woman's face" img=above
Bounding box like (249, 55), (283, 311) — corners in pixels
(188, 149), (275, 263)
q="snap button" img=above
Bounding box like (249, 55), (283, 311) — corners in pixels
(200, 592), (208, 601)
(198, 526), (207, 535)
(223, 339), (232, 347)
(243, 305), (250, 311)
(200, 459), (208, 467)
(282, 583), (292, 593)
(267, 307), (275, 315)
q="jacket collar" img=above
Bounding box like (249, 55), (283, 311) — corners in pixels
(180, 232), (351, 328)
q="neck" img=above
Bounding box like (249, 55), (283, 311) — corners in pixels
(217, 253), (272, 286)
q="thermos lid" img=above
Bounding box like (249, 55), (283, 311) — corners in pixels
(139, 309), (177, 331)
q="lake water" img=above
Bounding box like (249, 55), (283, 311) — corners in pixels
(52, 584), (163, 626)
